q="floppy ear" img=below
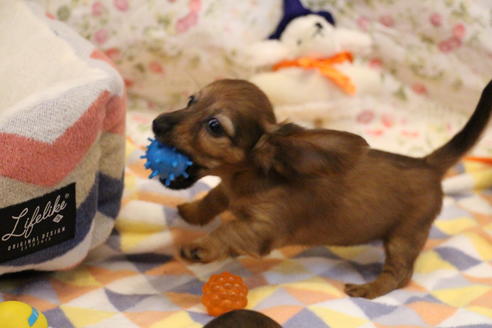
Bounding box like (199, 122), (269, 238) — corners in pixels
(253, 123), (368, 176)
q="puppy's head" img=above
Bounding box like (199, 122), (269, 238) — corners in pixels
(152, 79), (276, 189)
(153, 79), (369, 189)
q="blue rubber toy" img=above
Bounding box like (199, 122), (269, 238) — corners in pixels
(141, 138), (193, 186)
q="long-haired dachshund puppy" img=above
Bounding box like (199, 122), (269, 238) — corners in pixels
(152, 79), (492, 299)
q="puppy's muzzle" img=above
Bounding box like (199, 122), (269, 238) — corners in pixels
(152, 114), (177, 137)
(151, 110), (203, 190)
(152, 119), (171, 136)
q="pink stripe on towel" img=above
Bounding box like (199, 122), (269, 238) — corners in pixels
(104, 95), (126, 135)
(0, 91), (113, 187)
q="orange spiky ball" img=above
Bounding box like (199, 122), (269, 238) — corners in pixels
(202, 272), (248, 316)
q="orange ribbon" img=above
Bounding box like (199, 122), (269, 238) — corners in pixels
(464, 156), (492, 165)
(272, 52), (356, 95)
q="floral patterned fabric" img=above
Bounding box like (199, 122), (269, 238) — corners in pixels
(35, 0), (281, 106)
(306, 0), (492, 113)
(34, 0), (492, 158)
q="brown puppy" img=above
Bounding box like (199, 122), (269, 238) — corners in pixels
(152, 79), (492, 299)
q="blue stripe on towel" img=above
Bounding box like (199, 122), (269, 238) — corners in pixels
(98, 172), (124, 219)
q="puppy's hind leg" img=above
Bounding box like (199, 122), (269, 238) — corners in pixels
(178, 183), (229, 226)
(345, 224), (431, 299)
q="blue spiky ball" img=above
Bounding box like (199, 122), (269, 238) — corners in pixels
(141, 138), (193, 186)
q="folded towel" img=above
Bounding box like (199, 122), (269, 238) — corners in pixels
(0, 1), (126, 274)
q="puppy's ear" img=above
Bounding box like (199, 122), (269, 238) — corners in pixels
(253, 123), (368, 176)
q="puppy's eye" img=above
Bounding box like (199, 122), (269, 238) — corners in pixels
(187, 95), (196, 107)
(206, 117), (225, 137)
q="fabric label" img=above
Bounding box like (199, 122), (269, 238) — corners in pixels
(0, 183), (76, 263)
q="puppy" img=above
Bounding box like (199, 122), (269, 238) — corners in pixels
(152, 79), (492, 299)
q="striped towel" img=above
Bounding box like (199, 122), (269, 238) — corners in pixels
(0, 1), (126, 274)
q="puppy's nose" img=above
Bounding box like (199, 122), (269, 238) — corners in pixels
(315, 22), (323, 29)
(152, 118), (172, 136)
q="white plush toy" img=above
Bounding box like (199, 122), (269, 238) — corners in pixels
(239, 14), (381, 123)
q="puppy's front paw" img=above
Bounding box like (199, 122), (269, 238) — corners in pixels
(180, 244), (207, 263)
(179, 241), (222, 263)
(344, 283), (383, 299)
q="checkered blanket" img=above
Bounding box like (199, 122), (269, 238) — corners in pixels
(2, 108), (491, 328)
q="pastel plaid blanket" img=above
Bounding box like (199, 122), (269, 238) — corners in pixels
(2, 110), (490, 328)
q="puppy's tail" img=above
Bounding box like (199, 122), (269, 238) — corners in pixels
(424, 80), (492, 175)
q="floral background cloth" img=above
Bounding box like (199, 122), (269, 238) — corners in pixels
(36, 0), (492, 111)
(37, 0), (281, 106)
(7, 0), (492, 327)
(34, 0), (492, 158)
